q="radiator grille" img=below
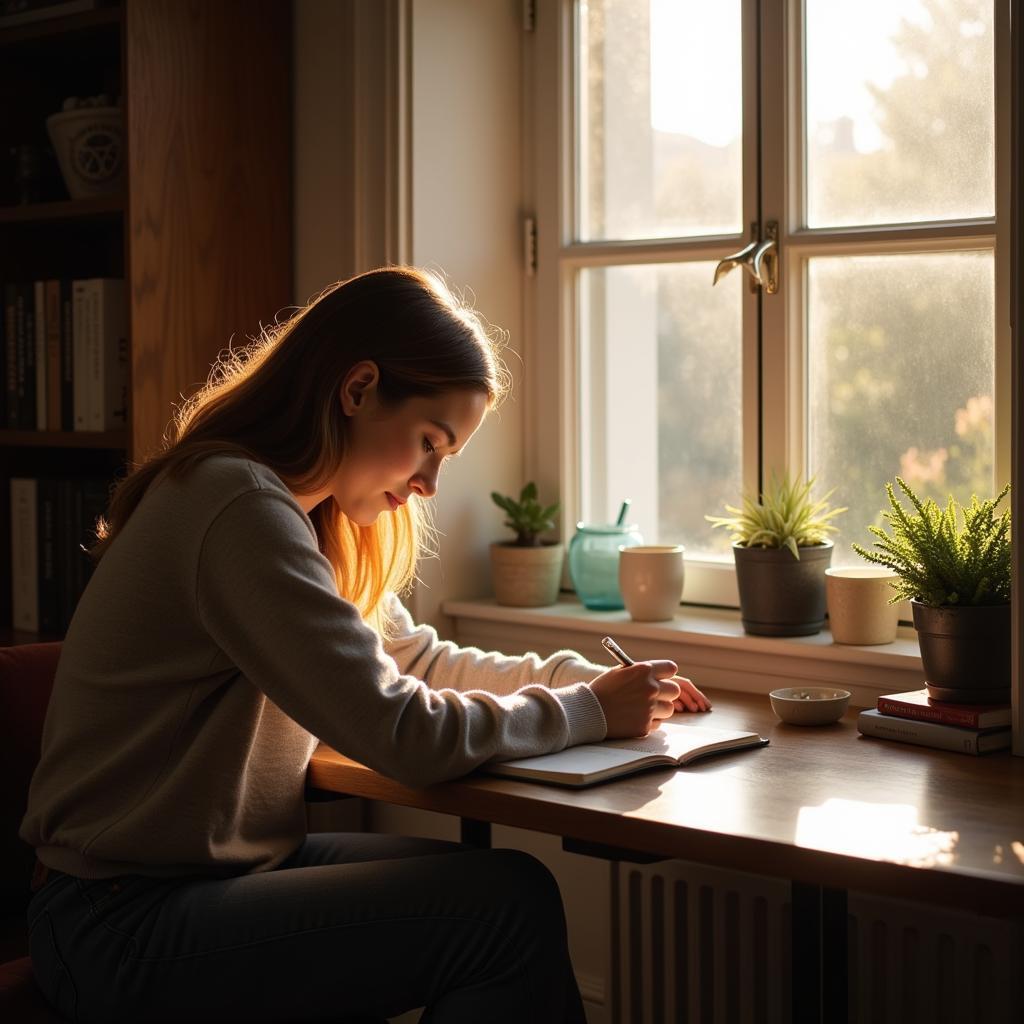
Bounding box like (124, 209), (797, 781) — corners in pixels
(612, 862), (1024, 1024)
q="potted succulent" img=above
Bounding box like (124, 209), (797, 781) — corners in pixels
(852, 478), (1011, 704)
(489, 482), (564, 607)
(706, 473), (846, 636)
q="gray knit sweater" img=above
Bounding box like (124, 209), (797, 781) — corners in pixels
(19, 456), (607, 879)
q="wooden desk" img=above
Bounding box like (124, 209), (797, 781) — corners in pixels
(308, 688), (1024, 1021)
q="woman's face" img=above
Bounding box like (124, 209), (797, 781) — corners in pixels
(298, 361), (489, 524)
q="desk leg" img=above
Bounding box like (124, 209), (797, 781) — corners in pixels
(822, 887), (848, 1023)
(791, 883), (848, 1024)
(460, 817), (491, 848)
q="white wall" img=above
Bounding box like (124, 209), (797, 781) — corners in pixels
(405, 0), (526, 629)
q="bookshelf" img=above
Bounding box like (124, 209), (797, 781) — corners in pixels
(0, 0), (292, 645)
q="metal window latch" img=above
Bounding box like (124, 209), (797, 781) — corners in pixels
(713, 221), (779, 294)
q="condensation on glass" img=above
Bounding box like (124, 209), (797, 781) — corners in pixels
(578, 264), (743, 559)
(576, 0), (743, 241)
(807, 252), (995, 566)
(805, 0), (994, 228)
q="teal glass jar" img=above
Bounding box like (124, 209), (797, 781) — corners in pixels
(568, 522), (644, 610)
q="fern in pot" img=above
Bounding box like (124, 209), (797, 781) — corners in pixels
(852, 478), (1011, 704)
(706, 473), (846, 636)
(489, 483), (563, 607)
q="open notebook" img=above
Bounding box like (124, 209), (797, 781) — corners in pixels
(485, 720), (769, 788)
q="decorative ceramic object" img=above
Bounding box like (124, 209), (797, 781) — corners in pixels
(568, 522), (643, 610)
(618, 545), (685, 621)
(46, 105), (124, 199)
(769, 687), (850, 726)
(825, 567), (900, 645)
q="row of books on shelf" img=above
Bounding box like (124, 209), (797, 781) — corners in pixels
(10, 475), (110, 635)
(1, 278), (128, 433)
(857, 687), (1011, 755)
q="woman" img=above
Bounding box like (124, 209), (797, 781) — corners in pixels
(21, 267), (709, 1023)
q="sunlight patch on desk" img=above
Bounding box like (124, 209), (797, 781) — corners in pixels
(796, 798), (959, 867)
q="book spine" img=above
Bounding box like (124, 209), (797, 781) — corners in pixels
(60, 279), (74, 431)
(34, 279), (46, 430)
(45, 280), (61, 432)
(21, 283), (36, 430)
(857, 711), (992, 755)
(10, 477), (39, 633)
(5, 282), (18, 425)
(57, 478), (76, 633)
(72, 280), (90, 431)
(876, 697), (982, 729)
(37, 478), (60, 634)
(87, 282), (102, 430)
(0, 280), (8, 428)
(14, 284), (28, 429)
(98, 279), (128, 431)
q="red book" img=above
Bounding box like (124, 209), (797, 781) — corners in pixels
(876, 689), (1011, 730)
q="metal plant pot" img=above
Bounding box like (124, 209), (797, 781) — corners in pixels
(733, 541), (833, 637)
(911, 600), (1012, 704)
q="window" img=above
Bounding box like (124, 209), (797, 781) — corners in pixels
(526, 0), (1011, 607)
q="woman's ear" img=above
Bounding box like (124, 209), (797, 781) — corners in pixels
(340, 360), (380, 416)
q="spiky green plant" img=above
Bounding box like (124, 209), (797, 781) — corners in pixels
(851, 478), (1011, 606)
(491, 482), (559, 547)
(705, 473), (846, 560)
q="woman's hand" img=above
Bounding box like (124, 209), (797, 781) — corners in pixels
(588, 660), (681, 738)
(669, 674), (712, 713)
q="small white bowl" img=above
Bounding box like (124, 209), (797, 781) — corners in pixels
(769, 686), (851, 726)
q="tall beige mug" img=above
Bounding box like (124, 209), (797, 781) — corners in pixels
(825, 567), (900, 645)
(618, 545), (685, 621)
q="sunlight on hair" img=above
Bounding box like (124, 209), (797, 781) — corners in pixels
(90, 266), (507, 641)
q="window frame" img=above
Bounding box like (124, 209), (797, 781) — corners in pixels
(524, 0), (1011, 610)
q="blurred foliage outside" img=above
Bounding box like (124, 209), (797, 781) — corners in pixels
(641, 0), (996, 562)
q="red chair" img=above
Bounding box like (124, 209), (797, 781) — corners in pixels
(0, 642), (66, 1022)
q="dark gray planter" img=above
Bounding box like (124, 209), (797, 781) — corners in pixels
(733, 541), (833, 636)
(911, 600), (1012, 704)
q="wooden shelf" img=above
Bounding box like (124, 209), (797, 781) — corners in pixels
(0, 429), (128, 449)
(0, 6), (121, 47)
(0, 195), (123, 225)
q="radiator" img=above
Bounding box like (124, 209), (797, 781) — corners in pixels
(611, 861), (1024, 1024)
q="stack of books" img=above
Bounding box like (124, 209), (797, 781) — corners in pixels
(10, 475), (111, 634)
(2, 277), (128, 433)
(857, 689), (1012, 755)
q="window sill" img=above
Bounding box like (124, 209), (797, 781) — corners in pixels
(441, 596), (923, 709)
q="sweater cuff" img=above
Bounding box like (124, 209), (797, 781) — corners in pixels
(548, 652), (607, 686)
(554, 681), (607, 746)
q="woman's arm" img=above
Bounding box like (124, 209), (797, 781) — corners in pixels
(196, 489), (607, 787)
(382, 592), (606, 696)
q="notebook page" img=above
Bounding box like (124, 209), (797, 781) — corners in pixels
(601, 720), (758, 760)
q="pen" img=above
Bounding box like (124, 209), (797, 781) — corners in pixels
(600, 635), (635, 667)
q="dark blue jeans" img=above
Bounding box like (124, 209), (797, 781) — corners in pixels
(27, 832), (587, 1023)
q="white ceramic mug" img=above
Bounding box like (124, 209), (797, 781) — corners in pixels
(825, 567), (900, 645)
(618, 545), (685, 621)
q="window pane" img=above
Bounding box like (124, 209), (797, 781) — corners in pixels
(807, 252), (995, 567)
(577, 0), (743, 241)
(579, 263), (742, 559)
(805, 0), (994, 227)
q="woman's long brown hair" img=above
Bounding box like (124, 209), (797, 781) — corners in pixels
(89, 266), (509, 633)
